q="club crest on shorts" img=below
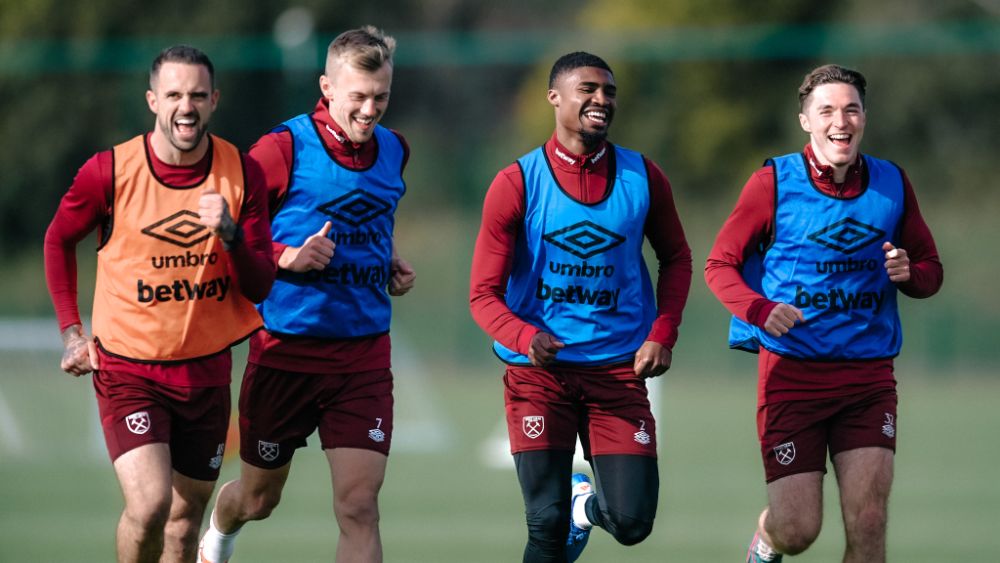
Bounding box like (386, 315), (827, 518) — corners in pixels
(124, 411), (151, 435)
(258, 440), (280, 462)
(522, 415), (545, 439)
(881, 413), (896, 438)
(773, 441), (796, 466)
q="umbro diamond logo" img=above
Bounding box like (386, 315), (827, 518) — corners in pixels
(633, 419), (651, 445)
(882, 413), (896, 438)
(806, 218), (885, 255)
(317, 189), (392, 227)
(208, 443), (224, 470)
(141, 210), (211, 248)
(543, 221), (625, 260)
(368, 417), (386, 443)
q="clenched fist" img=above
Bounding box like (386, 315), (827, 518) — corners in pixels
(198, 185), (237, 242)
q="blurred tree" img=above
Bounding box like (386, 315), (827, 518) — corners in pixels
(545, 0), (1000, 209)
(0, 0), (997, 369)
(0, 0), (997, 253)
(0, 0), (571, 254)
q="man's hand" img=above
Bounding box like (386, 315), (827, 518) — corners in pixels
(883, 241), (910, 283)
(388, 255), (416, 296)
(528, 332), (564, 367)
(633, 341), (672, 378)
(764, 303), (805, 337)
(198, 185), (237, 242)
(278, 222), (336, 272)
(60, 324), (98, 377)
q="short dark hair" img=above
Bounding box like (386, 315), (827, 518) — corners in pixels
(548, 51), (613, 88)
(798, 64), (866, 110)
(150, 45), (215, 89)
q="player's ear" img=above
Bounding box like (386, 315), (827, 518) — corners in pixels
(547, 89), (560, 108)
(798, 112), (811, 133)
(146, 90), (157, 114)
(319, 75), (333, 100)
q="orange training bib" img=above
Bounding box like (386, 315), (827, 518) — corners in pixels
(92, 134), (261, 362)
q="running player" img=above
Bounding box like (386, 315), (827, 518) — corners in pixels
(43, 45), (274, 562)
(705, 64), (943, 563)
(198, 26), (414, 563)
(470, 51), (692, 562)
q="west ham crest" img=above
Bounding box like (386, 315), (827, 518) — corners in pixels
(258, 440), (280, 462)
(522, 415), (545, 439)
(773, 441), (796, 466)
(125, 411), (151, 435)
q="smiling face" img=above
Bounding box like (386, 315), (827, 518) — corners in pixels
(548, 66), (617, 154)
(320, 60), (392, 144)
(799, 82), (866, 175)
(145, 61), (218, 164)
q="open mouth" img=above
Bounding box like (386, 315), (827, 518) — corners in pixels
(582, 107), (609, 127)
(828, 133), (852, 147)
(174, 116), (198, 138)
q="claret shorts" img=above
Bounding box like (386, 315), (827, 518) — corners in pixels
(504, 364), (657, 459)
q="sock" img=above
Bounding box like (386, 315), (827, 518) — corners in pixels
(572, 492), (594, 530)
(755, 533), (780, 562)
(199, 510), (241, 563)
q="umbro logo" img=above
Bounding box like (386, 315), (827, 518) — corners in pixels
(543, 221), (625, 260)
(368, 417), (386, 443)
(881, 413), (896, 438)
(141, 210), (210, 248)
(806, 218), (884, 255)
(317, 189), (391, 227)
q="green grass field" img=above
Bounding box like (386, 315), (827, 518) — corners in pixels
(1, 346), (997, 562)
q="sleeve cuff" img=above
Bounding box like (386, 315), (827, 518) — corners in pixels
(747, 298), (778, 328)
(221, 224), (244, 252)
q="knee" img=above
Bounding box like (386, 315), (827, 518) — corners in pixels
(846, 503), (887, 540)
(125, 496), (172, 533)
(526, 501), (567, 535)
(334, 488), (380, 527)
(768, 520), (821, 555)
(164, 515), (201, 548)
(603, 511), (654, 546)
(524, 502), (569, 551)
(240, 489), (282, 522)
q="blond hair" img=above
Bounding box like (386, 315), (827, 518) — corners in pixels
(325, 25), (396, 75)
